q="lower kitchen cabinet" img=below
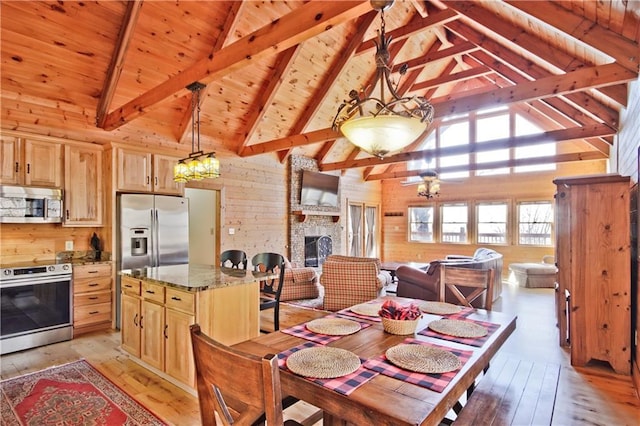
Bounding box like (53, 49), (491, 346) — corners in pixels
(120, 276), (195, 388)
(73, 263), (112, 335)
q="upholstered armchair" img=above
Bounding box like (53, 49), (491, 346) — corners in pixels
(279, 258), (320, 302)
(320, 255), (391, 311)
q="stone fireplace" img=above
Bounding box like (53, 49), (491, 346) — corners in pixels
(289, 156), (341, 267)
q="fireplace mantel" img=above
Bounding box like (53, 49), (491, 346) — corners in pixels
(292, 210), (340, 223)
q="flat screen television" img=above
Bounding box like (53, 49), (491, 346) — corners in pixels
(300, 170), (339, 207)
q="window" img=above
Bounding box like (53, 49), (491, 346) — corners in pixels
(476, 114), (510, 176)
(439, 121), (469, 180)
(514, 114), (556, 173)
(518, 201), (553, 245)
(408, 207), (434, 242)
(477, 202), (508, 244)
(441, 203), (468, 243)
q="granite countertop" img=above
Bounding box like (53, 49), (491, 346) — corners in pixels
(119, 263), (278, 292)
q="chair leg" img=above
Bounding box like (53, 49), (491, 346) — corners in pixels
(273, 304), (280, 331)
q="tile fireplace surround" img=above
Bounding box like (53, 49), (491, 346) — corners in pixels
(289, 156), (341, 267)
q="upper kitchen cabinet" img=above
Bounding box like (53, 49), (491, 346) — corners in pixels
(116, 147), (183, 195)
(64, 144), (103, 226)
(0, 135), (62, 187)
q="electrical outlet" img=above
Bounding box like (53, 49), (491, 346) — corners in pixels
(65, 241), (74, 251)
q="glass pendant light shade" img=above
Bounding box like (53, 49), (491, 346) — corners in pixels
(340, 115), (427, 158)
(201, 154), (220, 178)
(173, 160), (189, 183)
(187, 158), (204, 180)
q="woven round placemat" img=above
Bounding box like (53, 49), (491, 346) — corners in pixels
(427, 319), (488, 338)
(286, 347), (361, 378)
(385, 344), (461, 374)
(306, 318), (361, 335)
(417, 301), (463, 315)
(350, 302), (382, 317)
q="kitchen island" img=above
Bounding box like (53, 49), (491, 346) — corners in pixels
(119, 263), (277, 391)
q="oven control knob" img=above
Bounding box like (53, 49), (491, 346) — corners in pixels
(2, 269), (11, 276)
(62, 264), (70, 271)
(48, 266), (55, 272)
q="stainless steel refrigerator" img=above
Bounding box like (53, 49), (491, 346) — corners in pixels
(115, 193), (189, 326)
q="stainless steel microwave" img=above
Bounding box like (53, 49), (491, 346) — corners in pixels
(0, 185), (63, 223)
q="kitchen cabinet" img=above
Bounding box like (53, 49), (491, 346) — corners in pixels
(554, 174), (631, 375)
(116, 148), (183, 195)
(73, 263), (112, 335)
(64, 144), (103, 226)
(0, 135), (62, 187)
(120, 276), (195, 388)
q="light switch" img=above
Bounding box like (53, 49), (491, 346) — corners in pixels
(65, 241), (74, 251)
(228, 228), (235, 235)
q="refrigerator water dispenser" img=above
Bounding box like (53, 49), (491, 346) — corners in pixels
(130, 228), (149, 256)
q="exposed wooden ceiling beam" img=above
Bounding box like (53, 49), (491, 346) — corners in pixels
(355, 8), (459, 55)
(411, 65), (493, 92)
(390, 41), (478, 73)
(240, 45), (301, 153)
(239, 128), (340, 157)
(366, 151), (607, 181)
(505, 0), (639, 73)
(174, 0), (244, 144)
(95, 0), (143, 128)
(101, 0), (372, 131)
(321, 123), (615, 170)
(277, 10), (378, 162)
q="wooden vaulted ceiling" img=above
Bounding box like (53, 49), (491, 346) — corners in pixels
(1, 1), (639, 181)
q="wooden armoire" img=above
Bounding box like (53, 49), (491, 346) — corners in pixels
(554, 174), (631, 375)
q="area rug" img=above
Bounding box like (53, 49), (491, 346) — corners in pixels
(0, 359), (166, 426)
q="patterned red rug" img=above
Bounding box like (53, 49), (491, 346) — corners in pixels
(0, 359), (165, 425)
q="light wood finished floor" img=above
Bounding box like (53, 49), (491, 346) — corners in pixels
(1, 284), (638, 425)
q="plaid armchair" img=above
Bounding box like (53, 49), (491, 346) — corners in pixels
(278, 258), (320, 302)
(320, 255), (391, 311)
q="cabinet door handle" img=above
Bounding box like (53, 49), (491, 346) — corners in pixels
(88, 270), (99, 274)
(89, 311), (99, 315)
(171, 296), (182, 301)
(14, 162), (19, 173)
(66, 209), (69, 220)
(26, 163), (30, 174)
(89, 283), (99, 287)
(155, 176), (158, 185)
(147, 176), (150, 185)
(145, 290), (155, 294)
(89, 296), (98, 300)
(124, 284), (132, 288)
(139, 315), (144, 329)
(133, 313), (138, 326)
(164, 324), (168, 339)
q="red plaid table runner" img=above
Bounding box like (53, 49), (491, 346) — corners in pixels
(281, 315), (373, 344)
(277, 342), (379, 395)
(418, 318), (500, 347)
(362, 338), (473, 393)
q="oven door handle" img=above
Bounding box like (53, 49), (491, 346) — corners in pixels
(0, 274), (72, 288)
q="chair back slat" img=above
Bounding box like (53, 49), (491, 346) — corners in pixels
(220, 249), (248, 270)
(190, 324), (285, 426)
(439, 266), (495, 310)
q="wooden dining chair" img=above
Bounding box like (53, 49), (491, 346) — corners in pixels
(190, 324), (309, 426)
(220, 249), (248, 269)
(439, 266), (495, 310)
(252, 252), (286, 332)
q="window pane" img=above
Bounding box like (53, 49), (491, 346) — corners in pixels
(477, 114), (510, 176)
(477, 203), (508, 244)
(409, 207), (434, 242)
(518, 201), (553, 245)
(515, 114), (556, 172)
(440, 122), (469, 180)
(441, 203), (468, 243)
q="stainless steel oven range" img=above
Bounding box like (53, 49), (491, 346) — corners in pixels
(0, 262), (73, 355)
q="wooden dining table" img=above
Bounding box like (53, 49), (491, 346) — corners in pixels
(233, 296), (517, 426)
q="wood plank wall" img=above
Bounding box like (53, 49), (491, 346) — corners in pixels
(380, 161), (606, 279)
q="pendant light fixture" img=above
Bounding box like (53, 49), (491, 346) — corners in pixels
(173, 82), (220, 183)
(332, 0), (435, 158)
(417, 171), (440, 199)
